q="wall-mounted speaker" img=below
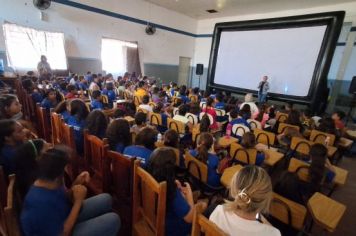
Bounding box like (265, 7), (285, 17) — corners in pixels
(196, 64), (203, 75)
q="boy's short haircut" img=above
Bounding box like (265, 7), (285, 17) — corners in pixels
(334, 110), (346, 119)
(142, 95), (150, 104)
(37, 147), (69, 181)
(135, 112), (147, 125)
(92, 90), (101, 99)
(66, 84), (76, 92)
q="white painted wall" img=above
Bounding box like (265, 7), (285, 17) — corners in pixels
(0, 0), (197, 67)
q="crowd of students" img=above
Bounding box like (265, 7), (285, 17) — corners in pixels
(0, 70), (352, 236)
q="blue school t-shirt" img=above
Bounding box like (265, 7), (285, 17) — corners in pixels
(165, 189), (191, 236)
(0, 145), (16, 175)
(178, 95), (190, 104)
(40, 98), (54, 109)
(66, 115), (86, 154)
(114, 143), (126, 153)
(230, 118), (251, 129)
(102, 90), (116, 103)
(189, 150), (221, 187)
(91, 100), (104, 110)
(21, 186), (71, 236)
(31, 92), (43, 104)
(215, 102), (225, 110)
(60, 110), (70, 123)
(123, 145), (152, 167)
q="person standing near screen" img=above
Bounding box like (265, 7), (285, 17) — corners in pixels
(37, 55), (52, 81)
(257, 76), (269, 103)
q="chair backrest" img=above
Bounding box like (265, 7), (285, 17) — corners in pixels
(189, 95), (198, 103)
(50, 111), (63, 145)
(148, 102), (156, 108)
(278, 123), (300, 134)
(232, 124), (250, 137)
(270, 193), (307, 230)
(132, 161), (167, 236)
(276, 112), (289, 123)
(230, 143), (257, 165)
(149, 113), (162, 126)
(310, 130), (335, 146)
(84, 130), (109, 175)
(186, 113), (198, 125)
(172, 96), (182, 106)
(4, 175), (21, 236)
(200, 102), (207, 109)
(136, 107), (149, 114)
(192, 127), (201, 146)
(167, 118), (185, 134)
(101, 94), (109, 104)
(247, 119), (262, 130)
(290, 137), (312, 156)
(288, 158), (310, 182)
(191, 203), (227, 236)
(184, 151), (208, 184)
(215, 108), (226, 117)
(36, 103), (51, 142)
(133, 96), (141, 107)
(254, 128), (276, 147)
(199, 112), (214, 126)
(61, 123), (79, 180)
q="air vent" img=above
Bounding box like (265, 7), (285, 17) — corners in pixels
(206, 9), (218, 13)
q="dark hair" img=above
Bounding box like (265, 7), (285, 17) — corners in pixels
(153, 102), (163, 114)
(256, 104), (267, 122)
(14, 139), (45, 199)
(200, 114), (211, 133)
(106, 119), (131, 150)
(142, 95), (150, 104)
(230, 108), (239, 119)
(113, 108), (126, 118)
(66, 84), (76, 92)
(241, 132), (256, 148)
(153, 87), (160, 94)
(287, 110), (301, 126)
(309, 143), (328, 192)
(147, 147), (177, 206)
(21, 79), (34, 93)
(215, 93), (223, 102)
(268, 107), (276, 119)
(53, 100), (68, 114)
(333, 110), (345, 120)
(135, 112), (147, 126)
(0, 94), (18, 119)
(179, 86), (186, 96)
(70, 99), (89, 121)
(135, 127), (158, 150)
(193, 87), (199, 95)
(138, 81), (145, 88)
(0, 119), (16, 148)
(86, 110), (108, 138)
(303, 109), (312, 118)
(196, 132), (213, 164)
(92, 90), (101, 99)
(189, 102), (200, 115)
(178, 104), (188, 116)
(163, 129), (179, 148)
(318, 117), (336, 135)
(37, 146), (69, 181)
(206, 97), (214, 107)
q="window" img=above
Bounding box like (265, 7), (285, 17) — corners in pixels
(3, 23), (67, 71)
(101, 38), (137, 75)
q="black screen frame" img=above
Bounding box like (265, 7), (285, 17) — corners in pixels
(207, 11), (345, 108)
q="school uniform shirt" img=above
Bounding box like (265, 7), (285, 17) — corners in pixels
(173, 114), (190, 125)
(21, 186), (71, 236)
(31, 92), (43, 104)
(102, 89), (116, 104)
(230, 118), (251, 129)
(165, 189), (191, 236)
(178, 95), (190, 104)
(66, 115), (86, 154)
(210, 205), (281, 236)
(123, 145), (153, 167)
(0, 145), (17, 175)
(91, 100), (104, 110)
(189, 150), (221, 187)
(60, 111), (70, 123)
(215, 102), (225, 110)
(135, 88), (147, 98)
(40, 98), (55, 109)
(202, 107), (218, 130)
(114, 143), (126, 153)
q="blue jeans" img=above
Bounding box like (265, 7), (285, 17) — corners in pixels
(258, 92), (267, 103)
(73, 193), (120, 236)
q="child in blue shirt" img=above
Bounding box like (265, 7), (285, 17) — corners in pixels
(214, 93), (225, 110)
(189, 132), (221, 187)
(21, 147), (120, 236)
(41, 88), (60, 110)
(123, 127), (157, 167)
(90, 90), (104, 110)
(106, 119), (131, 153)
(240, 132), (265, 166)
(85, 110), (108, 139)
(178, 86), (190, 104)
(227, 109), (251, 138)
(102, 82), (116, 108)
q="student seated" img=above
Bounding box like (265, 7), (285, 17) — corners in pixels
(65, 84), (78, 99)
(123, 127), (157, 166)
(139, 95), (153, 112)
(147, 147), (205, 236)
(0, 94), (23, 120)
(86, 110), (108, 139)
(135, 81), (147, 97)
(0, 119), (26, 175)
(91, 90), (104, 110)
(202, 97), (219, 130)
(210, 165), (281, 236)
(173, 104), (191, 126)
(214, 93), (225, 110)
(301, 108), (315, 131)
(226, 109), (251, 137)
(53, 100), (71, 122)
(240, 132), (265, 166)
(189, 132), (221, 187)
(112, 108), (126, 120)
(240, 93), (259, 117)
(41, 88), (61, 110)
(285, 110), (303, 130)
(101, 82), (116, 108)
(332, 110), (346, 133)
(21, 147), (120, 236)
(106, 119), (131, 153)
(254, 104), (269, 128)
(131, 112), (151, 135)
(178, 86), (190, 104)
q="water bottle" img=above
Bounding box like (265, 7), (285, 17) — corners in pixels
(226, 123), (232, 138)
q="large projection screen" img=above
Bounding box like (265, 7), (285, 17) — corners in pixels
(214, 26), (327, 97)
(207, 12), (345, 109)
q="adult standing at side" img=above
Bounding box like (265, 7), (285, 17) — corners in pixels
(257, 76), (269, 103)
(37, 55), (52, 81)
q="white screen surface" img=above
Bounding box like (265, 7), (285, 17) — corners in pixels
(214, 26), (327, 96)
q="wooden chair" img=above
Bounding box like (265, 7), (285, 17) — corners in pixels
(3, 175), (21, 236)
(84, 130), (110, 194)
(254, 128), (276, 147)
(199, 112), (214, 126)
(186, 113), (199, 125)
(132, 161), (167, 236)
(148, 102), (156, 109)
(276, 112), (288, 123)
(185, 151), (208, 184)
(107, 151), (136, 235)
(155, 142), (180, 166)
(61, 122), (80, 181)
(231, 124), (250, 137)
(288, 158), (310, 182)
(167, 118), (185, 135)
(136, 107), (150, 114)
(133, 96), (141, 107)
(101, 94), (109, 104)
(277, 123), (300, 134)
(200, 102), (207, 109)
(50, 111), (63, 145)
(270, 193), (307, 233)
(247, 119), (262, 130)
(215, 108), (226, 117)
(310, 130), (335, 146)
(191, 203), (226, 236)
(36, 103), (51, 142)
(149, 113), (162, 126)
(290, 137), (312, 156)
(230, 143), (257, 165)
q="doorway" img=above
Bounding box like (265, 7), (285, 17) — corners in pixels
(178, 57), (191, 87)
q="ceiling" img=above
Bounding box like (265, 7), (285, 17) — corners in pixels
(144, 0), (356, 19)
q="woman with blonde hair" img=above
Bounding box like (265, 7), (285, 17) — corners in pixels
(210, 165), (280, 236)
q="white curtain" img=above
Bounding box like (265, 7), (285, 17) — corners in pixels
(3, 23), (67, 71)
(101, 38), (137, 76)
